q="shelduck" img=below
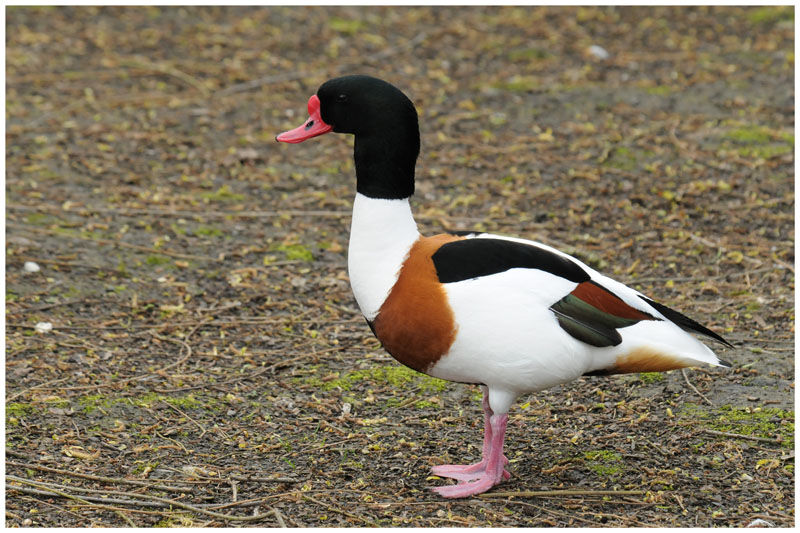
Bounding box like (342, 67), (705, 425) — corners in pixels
(277, 75), (731, 498)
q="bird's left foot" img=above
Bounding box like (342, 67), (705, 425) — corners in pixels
(431, 466), (508, 498)
(431, 457), (510, 483)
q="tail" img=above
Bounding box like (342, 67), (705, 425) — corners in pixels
(639, 296), (733, 362)
(584, 312), (732, 377)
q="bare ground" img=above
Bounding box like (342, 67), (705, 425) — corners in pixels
(5, 6), (794, 527)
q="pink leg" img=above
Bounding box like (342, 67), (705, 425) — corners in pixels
(432, 413), (509, 498)
(431, 389), (509, 482)
(430, 388), (511, 497)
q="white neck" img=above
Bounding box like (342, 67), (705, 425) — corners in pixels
(347, 193), (420, 320)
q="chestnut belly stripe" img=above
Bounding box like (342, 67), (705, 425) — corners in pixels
(585, 347), (688, 376)
(372, 234), (463, 373)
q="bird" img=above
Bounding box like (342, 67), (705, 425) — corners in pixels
(276, 74), (731, 498)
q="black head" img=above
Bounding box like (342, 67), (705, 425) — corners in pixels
(316, 75), (418, 136)
(278, 75), (420, 200)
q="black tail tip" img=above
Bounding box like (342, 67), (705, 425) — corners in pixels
(718, 359), (733, 368)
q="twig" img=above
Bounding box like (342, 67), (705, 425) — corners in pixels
(7, 223), (219, 262)
(302, 495), (379, 526)
(700, 428), (782, 445)
(161, 400), (207, 438)
(686, 232), (762, 266)
(149, 330), (194, 374)
(12, 321), (207, 397)
(7, 476), (272, 522)
(7, 202), (351, 219)
(155, 430), (189, 453)
(500, 499), (606, 526)
(117, 57), (209, 97)
(115, 509), (138, 527)
(681, 368), (713, 405)
(155, 346), (338, 393)
(12, 256), (120, 274)
(7, 202), (482, 224)
(18, 494), (89, 523)
(8, 481), (161, 519)
(272, 507), (287, 528)
(179, 471), (301, 484)
(15, 297), (104, 313)
(215, 70), (319, 96)
(5, 460), (189, 493)
(6, 377), (71, 402)
(227, 473), (301, 484)
(479, 489), (645, 499)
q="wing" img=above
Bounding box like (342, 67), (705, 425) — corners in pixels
(432, 234), (730, 351)
(550, 280), (658, 347)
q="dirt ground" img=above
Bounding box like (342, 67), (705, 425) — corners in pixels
(5, 6), (794, 527)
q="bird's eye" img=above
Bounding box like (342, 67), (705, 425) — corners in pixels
(336, 93), (348, 103)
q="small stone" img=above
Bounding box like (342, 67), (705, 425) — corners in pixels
(34, 322), (53, 334)
(23, 261), (41, 273)
(588, 44), (610, 60)
(746, 518), (774, 528)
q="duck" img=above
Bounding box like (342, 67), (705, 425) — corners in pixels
(276, 75), (731, 498)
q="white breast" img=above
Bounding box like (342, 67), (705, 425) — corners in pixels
(347, 193), (420, 321)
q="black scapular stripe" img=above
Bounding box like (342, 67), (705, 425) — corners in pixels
(432, 238), (590, 284)
(639, 296), (733, 349)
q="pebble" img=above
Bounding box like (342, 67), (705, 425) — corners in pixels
(23, 261), (41, 273)
(588, 44), (611, 60)
(34, 322), (53, 333)
(746, 518), (775, 528)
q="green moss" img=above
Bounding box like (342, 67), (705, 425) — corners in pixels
(639, 372), (665, 384)
(748, 6), (793, 25)
(25, 213), (55, 226)
(195, 225), (223, 238)
(720, 124), (793, 160)
(645, 85), (673, 96)
(128, 392), (163, 409)
(275, 243), (314, 262)
(171, 394), (199, 409)
(78, 394), (112, 414)
(6, 402), (33, 418)
(146, 254), (171, 266)
(132, 461), (160, 475)
(681, 403), (794, 448)
(201, 185), (245, 203)
(154, 514), (195, 527)
(492, 75), (539, 92)
(323, 365), (447, 394)
(726, 126), (772, 144)
(738, 144), (792, 159)
(508, 47), (551, 61)
(584, 450), (623, 476)
(602, 146), (643, 171)
(43, 396), (70, 409)
(329, 17), (365, 35)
